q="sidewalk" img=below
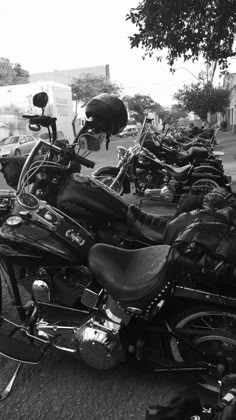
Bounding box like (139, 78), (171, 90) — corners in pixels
(215, 130), (236, 192)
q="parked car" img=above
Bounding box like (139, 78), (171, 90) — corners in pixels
(0, 134), (38, 157)
(0, 137), (8, 147)
(36, 130), (68, 144)
(117, 126), (140, 138)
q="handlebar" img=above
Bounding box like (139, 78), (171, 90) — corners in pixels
(16, 140), (95, 193)
(17, 140), (61, 193)
(74, 154), (95, 169)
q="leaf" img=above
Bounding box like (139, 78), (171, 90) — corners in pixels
(127, 0), (236, 70)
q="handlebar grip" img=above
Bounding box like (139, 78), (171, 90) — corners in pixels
(75, 154), (95, 169)
(22, 114), (35, 119)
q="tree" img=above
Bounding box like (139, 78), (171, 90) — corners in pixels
(162, 104), (188, 123)
(174, 82), (229, 121)
(0, 58), (29, 85)
(122, 94), (164, 123)
(0, 105), (25, 136)
(127, 0), (236, 71)
(71, 73), (123, 105)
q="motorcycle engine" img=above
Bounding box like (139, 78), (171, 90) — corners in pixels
(75, 318), (125, 369)
(75, 297), (129, 370)
(137, 170), (163, 190)
(160, 185), (175, 202)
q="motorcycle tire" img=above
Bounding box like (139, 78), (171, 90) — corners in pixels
(98, 174), (124, 195)
(191, 178), (220, 195)
(167, 305), (236, 392)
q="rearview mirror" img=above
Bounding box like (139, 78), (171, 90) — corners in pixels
(33, 92), (49, 109)
(78, 133), (102, 151)
(29, 124), (41, 132)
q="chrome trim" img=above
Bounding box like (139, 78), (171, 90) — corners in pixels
(174, 286), (236, 307)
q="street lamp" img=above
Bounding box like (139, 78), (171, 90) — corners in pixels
(177, 67), (205, 84)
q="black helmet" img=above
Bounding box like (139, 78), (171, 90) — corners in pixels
(85, 93), (128, 135)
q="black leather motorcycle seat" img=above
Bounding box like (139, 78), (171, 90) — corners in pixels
(176, 147), (209, 165)
(88, 243), (171, 304)
(164, 163), (191, 179)
(126, 204), (170, 244)
(180, 141), (208, 151)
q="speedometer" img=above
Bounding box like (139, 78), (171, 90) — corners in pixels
(17, 192), (39, 210)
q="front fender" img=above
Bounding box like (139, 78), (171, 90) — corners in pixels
(92, 165), (131, 194)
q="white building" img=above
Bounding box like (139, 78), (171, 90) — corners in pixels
(223, 73), (236, 133)
(30, 64), (110, 85)
(0, 81), (74, 142)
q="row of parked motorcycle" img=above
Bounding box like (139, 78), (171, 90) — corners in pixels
(0, 92), (235, 406)
(92, 115), (231, 204)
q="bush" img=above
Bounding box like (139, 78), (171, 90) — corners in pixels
(220, 121), (227, 129)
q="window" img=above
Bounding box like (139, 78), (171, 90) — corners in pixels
(10, 137), (19, 144)
(26, 135), (35, 142)
(4, 137), (13, 144)
(39, 133), (49, 140)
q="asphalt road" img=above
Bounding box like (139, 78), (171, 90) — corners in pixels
(0, 131), (235, 419)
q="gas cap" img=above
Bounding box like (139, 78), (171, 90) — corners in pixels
(6, 216), (22, 226)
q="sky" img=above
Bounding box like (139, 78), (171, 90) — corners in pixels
(1, 0), (236, 107)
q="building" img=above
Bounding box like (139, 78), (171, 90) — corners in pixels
(0, 81), (74, 142)
(223, 72), (236, 133)
(30, 64), (110, 85)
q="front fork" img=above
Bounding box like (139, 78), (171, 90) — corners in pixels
(109, 164), (128, 190)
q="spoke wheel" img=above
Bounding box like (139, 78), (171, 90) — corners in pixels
(168, 306), (236, 392)
(99, 175), (124, 195)
(191, 178), (219, 195)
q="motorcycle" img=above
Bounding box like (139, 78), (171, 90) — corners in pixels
(139, 120), (223, 167)
(0, 92), (173, 249)
(92, 124), (231, 203)
(145, 373), (236, 419)
(144, 158), (231, 203)
(0, 143), (236, 398)
(92, 141), (167, 196)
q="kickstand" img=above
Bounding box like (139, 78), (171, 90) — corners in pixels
(0, 362), (22, 402)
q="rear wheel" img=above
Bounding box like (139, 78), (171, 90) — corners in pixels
(191, 178), (219, 195)
(168, 305), (236, 392)
(99, 174), (124, 195)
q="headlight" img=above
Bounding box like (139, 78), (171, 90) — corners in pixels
(0, 149), (11, 155)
